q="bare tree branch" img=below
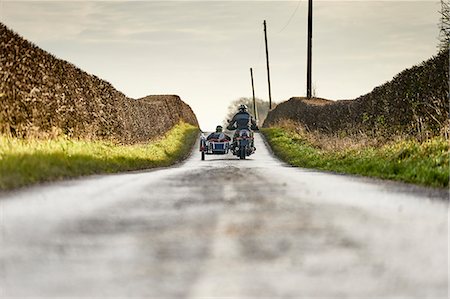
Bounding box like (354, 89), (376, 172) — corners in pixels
(438, 0), (450, 51)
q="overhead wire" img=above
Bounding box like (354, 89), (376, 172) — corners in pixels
(252, 0), (302, 104)
(277, 0), (302, 34)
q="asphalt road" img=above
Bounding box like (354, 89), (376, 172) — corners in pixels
(1, 133), (448, 298)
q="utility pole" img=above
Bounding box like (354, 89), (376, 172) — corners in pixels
(263, 20), (272, 109)
(250, 67), (257, 122)
(306, 0), (313, 98)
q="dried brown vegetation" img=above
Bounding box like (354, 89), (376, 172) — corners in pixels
(264, 51), (449, 139)
(272, 119), (386, 152)
(0, 23), (198, 143)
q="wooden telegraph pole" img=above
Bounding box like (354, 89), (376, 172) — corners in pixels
(250, 67), (257, 122)
(306, 0), (313, 98)
(263, 20), (272, 109)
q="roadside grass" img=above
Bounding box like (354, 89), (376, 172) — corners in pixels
(0, 122), (198, 190)
(261, 126), (449, 188)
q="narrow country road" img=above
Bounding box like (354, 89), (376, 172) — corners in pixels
(1, 134), (448, 298)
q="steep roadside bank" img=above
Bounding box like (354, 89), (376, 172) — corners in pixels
(0, 23), (200, 189)
(0, 23), (198, 143)
(262, 52), (449, 187)
(264, 51), (448, 138)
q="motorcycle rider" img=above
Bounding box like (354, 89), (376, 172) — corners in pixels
(226, 104), (258, 150)
(207, 125), (231, 141)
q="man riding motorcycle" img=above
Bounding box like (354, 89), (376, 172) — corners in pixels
(226, 104), (258, 151)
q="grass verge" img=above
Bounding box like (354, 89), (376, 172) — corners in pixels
(0, 122), (198, 190)
(261, 127), (449, 188)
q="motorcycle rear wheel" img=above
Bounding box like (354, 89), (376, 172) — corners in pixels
(239, 147), (246, 160)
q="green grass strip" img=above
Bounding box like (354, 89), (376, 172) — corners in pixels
(0, 122), (198, 190)
(262, 127), (449, 188)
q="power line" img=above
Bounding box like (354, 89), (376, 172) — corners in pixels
(277, 0), (302, 34)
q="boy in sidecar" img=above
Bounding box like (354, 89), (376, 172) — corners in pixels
(203, 125), (231, 155)
(207, 125), (231, 142)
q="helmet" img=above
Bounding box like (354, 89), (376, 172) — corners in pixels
(216, 125), (223, 132)
(238, 104), (248, 112)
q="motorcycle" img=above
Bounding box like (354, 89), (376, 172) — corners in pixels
(231, 129), (255, 160)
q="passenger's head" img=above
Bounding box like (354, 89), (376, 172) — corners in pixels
(216, 125), (223, 132)
(238, 104), (248, 113)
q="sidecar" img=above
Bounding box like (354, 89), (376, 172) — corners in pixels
(200, 134), (230, 160)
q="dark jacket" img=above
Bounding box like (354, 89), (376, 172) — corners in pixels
(207, 132), (231, 141)
(227, 111), (258, 131)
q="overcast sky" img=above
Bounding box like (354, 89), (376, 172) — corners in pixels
(0, 0), (442, 130)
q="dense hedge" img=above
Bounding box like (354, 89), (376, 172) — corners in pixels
(264, 51), (449, 137)
(121, 95), (199, 143)
(0, 23), (198, 143)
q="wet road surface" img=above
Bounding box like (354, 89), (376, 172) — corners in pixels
(1, 134), (448, 298)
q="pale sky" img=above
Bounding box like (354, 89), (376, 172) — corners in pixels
(0, 0), (442, 130)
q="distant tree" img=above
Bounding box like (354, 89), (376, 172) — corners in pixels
(224, 97), (274, 128)
(438, 0), (450, 51)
